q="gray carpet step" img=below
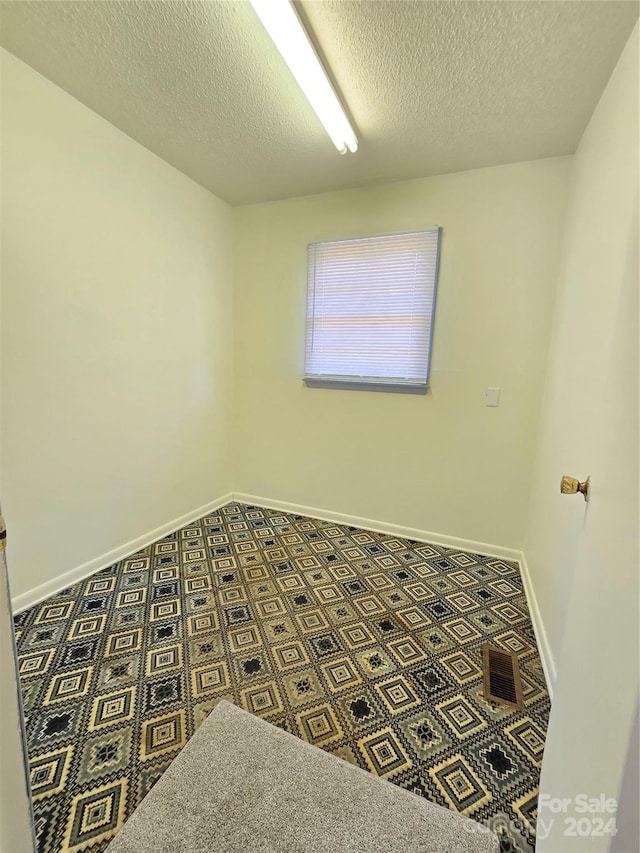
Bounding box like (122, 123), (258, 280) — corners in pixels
(107, 699), (499, 853)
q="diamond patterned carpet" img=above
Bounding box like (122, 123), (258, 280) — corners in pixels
(14, 503), (549, 853)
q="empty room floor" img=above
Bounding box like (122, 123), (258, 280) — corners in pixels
(14, 503), (550, 853)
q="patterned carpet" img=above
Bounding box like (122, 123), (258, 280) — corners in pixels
(14, 503), (549, 853)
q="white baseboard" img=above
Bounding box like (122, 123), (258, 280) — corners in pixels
(232, 492), (522, 562)
(12, 488), (557, 702)
(11, 493), (234, 614)
(518, 551), (557, 699)
(233, 492), (556, 698)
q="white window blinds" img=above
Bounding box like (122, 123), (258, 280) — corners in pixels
(305, 228), (441, 388)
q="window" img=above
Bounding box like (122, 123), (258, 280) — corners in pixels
(304, 228), (441, 391)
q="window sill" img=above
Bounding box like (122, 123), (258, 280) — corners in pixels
(303, 378), (429, 395)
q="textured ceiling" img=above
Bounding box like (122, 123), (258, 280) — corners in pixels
(0, 0), (637, 205)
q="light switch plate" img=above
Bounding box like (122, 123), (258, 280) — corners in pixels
(485, 387), (501, 407)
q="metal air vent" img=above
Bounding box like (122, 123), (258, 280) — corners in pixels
(482, 643), (523, 710)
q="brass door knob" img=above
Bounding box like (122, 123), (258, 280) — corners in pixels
(560, 475), (590, 501)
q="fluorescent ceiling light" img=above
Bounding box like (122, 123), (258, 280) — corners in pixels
(248, 0), (358, 154)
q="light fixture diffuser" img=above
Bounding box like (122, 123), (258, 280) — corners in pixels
(248, 0), (358, 154)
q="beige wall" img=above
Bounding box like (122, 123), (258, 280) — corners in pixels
(528, 26), (638, 851)
(232, 158), (570, 550)
(0, 51), (234, 601)
(524, 23), (639, 671)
